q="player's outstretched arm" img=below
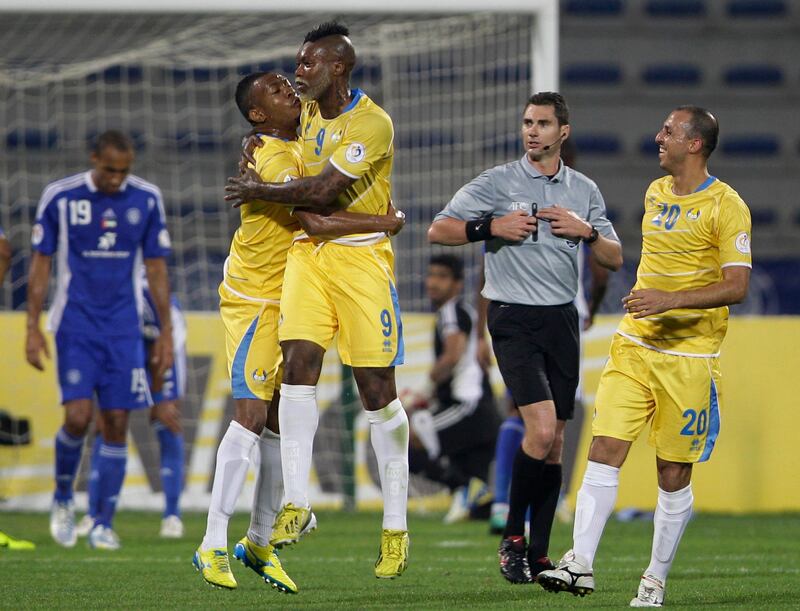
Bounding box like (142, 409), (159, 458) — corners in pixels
(144, 257), (174, 377)
(25, 252), (52, 371)
(428, 211), (536, 246)
(295, 205), (405, 238)
(623, 266), (750, 319)
(225, 164), (356, 210)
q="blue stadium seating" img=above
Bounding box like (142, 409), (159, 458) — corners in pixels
(352, 63), (382, 83)
(639, 137), (659, 156)
(85, 130), (146, 151)
(721, 135), (780, 156)
(645, 0), (706, 17)
(563, 0), (624, 17)
(5, 129), (58, 150)
(86, 65), (143, 84)
(727, 0), (787, 18)
(483, 63), (531, 83)
(723, 65), (784, 86)
(750, 208), (778, 225)
(642, 64), (702, 85)
(482, 133), (521, 158)
(572, 134), (622, 155)
(396, 130), (456, 149)
(235, 60), (296, 77)
(605, 207), (621, 223)
(169, 67), (229, 83)
(562, 63), (622, 85)
(171, 131), (226, 151)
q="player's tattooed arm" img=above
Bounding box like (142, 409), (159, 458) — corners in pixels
(25, 252), (52, 371)
(225, 164), (356, 209)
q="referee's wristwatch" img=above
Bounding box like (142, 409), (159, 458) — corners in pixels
(583, 225), (599, 244)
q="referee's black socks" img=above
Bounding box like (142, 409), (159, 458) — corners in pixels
(528, 463), (562, 560)
(503, 449), (545, 538)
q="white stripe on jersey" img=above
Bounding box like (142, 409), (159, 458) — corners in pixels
(133, 247), (144, 329)
(35, 173), (86, 220)
(47, 198), (72, 333)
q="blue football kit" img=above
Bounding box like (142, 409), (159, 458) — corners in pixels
(32, 171), (171, 410)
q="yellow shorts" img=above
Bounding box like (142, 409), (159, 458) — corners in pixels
(278, 239), (404, 367)
(593, 335), (722, 463)
(219, 283), (283, 401)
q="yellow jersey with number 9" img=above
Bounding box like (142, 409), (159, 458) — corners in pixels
(617, 175), (752, 357)
(300, 89), (393, 235)
(223, 136), (302, 300)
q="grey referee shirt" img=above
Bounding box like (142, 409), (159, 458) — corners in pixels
(434, 156), (619, 306)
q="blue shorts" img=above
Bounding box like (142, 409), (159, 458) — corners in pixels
(145, 336), (186, 404)
(55, 332), (151, 410)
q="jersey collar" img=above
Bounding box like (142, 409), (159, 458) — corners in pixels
(85, 171), (129, 193)
(342, 88), (364, 114)
(519, 156), (569, 185)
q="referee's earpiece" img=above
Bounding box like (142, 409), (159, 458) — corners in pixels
(542, 133), (565, 151)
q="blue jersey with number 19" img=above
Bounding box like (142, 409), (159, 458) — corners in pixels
(32, 171), (171, 337)
(617, 175), (751, 357)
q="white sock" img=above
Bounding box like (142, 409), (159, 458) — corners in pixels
(573, 460), (620, 567)
(202, 420), (259, 550)
(366, 399), (409, 531)
(279, 384), (319, 508)
(247, 428), (283, 547)
(645, 484), (693, 584)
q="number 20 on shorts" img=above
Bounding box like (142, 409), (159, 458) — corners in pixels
(680, 408), (708, 436)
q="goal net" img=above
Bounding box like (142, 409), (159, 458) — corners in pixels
(0, 10), (552, 511)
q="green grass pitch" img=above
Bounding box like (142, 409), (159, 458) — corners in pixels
(2, 511), (798, 609)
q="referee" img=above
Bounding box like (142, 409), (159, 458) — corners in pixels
(428, 92), (622, 584)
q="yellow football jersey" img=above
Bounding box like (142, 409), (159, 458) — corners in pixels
(223, 136), (302, 300)
(300, 89), (393, 235)
(617, 175), (752, 357)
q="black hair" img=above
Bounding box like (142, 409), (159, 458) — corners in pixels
(235, 72), (269, 124)
(674, 105), (719, 158)
(526, 91), (570, 126)
(93, 130), (133, 155)
(429, 254), (464, 281)
(304, 21), (350, 44)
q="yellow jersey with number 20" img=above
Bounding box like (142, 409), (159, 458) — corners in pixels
(617, 175), (752, 357)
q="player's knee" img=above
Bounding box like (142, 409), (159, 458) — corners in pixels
(282, 341), (324, 385)
(233, 400), (267, 434)
(656, 459), (692, 491)
(63, 403), (92, 436)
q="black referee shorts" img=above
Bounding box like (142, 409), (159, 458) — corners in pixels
(487, 301), (579, 421)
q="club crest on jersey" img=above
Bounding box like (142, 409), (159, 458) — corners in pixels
(158, 229), (171, 249)
(66, 369), (82, 385)
(345, 142), (366, 163)
(126, 207), (142, 225)
(686, 207), (701, 221)
(98, 232), (117, 250)
(252, 368), (268, 384)
(331, 131), (342, 144)
(101, 208), (117, 229)
(735, 232), (751, 254)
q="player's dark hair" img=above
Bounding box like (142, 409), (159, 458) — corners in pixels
(526, 91), (570, 126)
(304, 21), (350, 43)
(674, 105), (718, 158)
(93, 130), (133, 154)
(430, 254), (464, 281)
(235, 72), (268, 125)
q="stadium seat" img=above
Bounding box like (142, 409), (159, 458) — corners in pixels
(645, 0), (706, 17)
(5, 129), (58, 150)
(169, 67), (229, 84)
(86, 65), (144, 84)
(482, 133), (521, 158)
(750, 208), (778, 225)
(483, 63), (531, 83)
(396, 130), (456, 149)
(400, 58), (458, 83)
(563, 0), (624, 17)
(723, 65), (784, 87)
(171, 131), (226, 151)
(235, 60), (295, 76)
(720, 135), (780, 156)
(573, 134), (622, 155)
(352, 63), (382, 83)
(605, 206), (621, 223)
(641, 64), (702, 86)
(562, 63), (622, 85)
(727, 0), (787, 18)
(639, 137), (659, 156)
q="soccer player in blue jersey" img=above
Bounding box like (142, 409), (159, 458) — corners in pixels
(25, 130), (174, 550)
(77, 280), (187, 539)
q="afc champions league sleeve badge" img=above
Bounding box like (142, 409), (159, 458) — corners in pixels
(735, 232), (751, 254)
(345, 142), (366, 163)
